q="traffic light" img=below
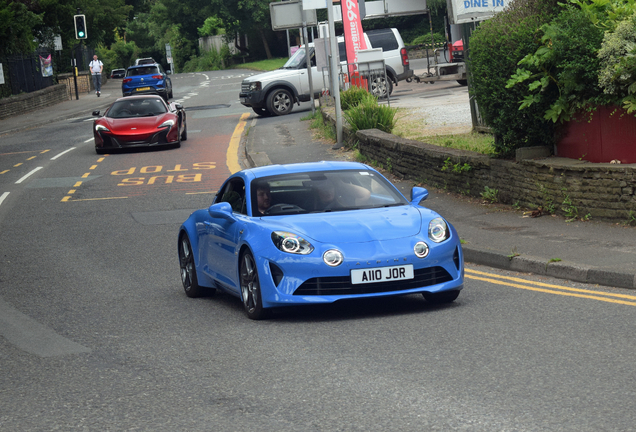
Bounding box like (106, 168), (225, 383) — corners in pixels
(74, 14), (87, 39)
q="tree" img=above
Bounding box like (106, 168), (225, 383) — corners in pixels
(0, 0), (43, 56)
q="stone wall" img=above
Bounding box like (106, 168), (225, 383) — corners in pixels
(322, 110), (636, 222)
(0, 72), (95, 120)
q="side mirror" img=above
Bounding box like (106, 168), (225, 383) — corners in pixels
(208, 202), (236, 221)
(174, 103), (183, 110)
(410, 187), (429, 204)
(166, 70), (171, 75)
(92, 110), (100, 116)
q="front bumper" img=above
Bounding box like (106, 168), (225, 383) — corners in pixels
(94, 127), (178, 150)
(253, 231), (464, 308)
(239, 91), (265, 108)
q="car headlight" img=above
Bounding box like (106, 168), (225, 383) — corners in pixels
(428, 217), (450, 243)
(414, 241), (429, 258)
(248, 82), (262, 92)
(323, 249), (344, 267)
(159, 119), (175, 128)
(271, 231), (314, 255)
(95, 124), (110, 132)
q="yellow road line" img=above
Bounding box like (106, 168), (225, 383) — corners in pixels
(227, 112), (250, 174)
(466, 268), (636, 306)
(63, 196), (129, 202)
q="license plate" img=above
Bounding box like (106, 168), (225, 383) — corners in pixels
(351, 265), (414, 285)
(136, 87), (151, 91)
(240, 97), (246, 103)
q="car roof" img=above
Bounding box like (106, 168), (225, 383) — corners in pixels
(128, 63), (158, 68)
(240, 161), (374, 181)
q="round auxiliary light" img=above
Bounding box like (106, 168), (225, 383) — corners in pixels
(414, 241), (429, 258)
(323, 249), (344, 267)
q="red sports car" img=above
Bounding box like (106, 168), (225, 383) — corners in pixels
(92, 95), (187, 154)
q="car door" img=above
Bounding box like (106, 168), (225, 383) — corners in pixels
(201, 178), (247, 291)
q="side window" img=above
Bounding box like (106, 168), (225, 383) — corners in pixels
(217, 179), (247, 214)
(367, 30), (398, 52)
(338, 42), (346, 63)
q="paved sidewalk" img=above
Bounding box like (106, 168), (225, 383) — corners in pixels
(0, 78), (121, 137)
(243, 114), (636, 290)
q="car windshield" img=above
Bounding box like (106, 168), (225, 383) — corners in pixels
(127, 66), (159, 76)
(251, 169), (408, 216)
(107, 98), (168, 118)
(282, 48), (307, 69)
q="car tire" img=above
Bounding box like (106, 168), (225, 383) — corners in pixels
(179, 234), (213, 298)
(252, 107), (272, 117)
(180, 123), (187, 141)
(168, 86), (173, 99)
(266, 88), (294, 116)
(457, 80), (468, 86)
(95, 148), (106, 155)
(240, 250), (269, 320)
(422, 290), (460, 304)
(369, 76), (393, 99)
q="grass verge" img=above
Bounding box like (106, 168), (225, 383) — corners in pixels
(235, 58), (287, 71)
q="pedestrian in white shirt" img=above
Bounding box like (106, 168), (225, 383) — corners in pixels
(89, 54), (103, 96)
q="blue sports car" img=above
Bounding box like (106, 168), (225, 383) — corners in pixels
(178, 161), (464, 319)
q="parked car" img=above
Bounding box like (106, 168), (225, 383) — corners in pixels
(122, 63), (173, 101)
(239, 28), (413, 116)
(91, 95), (186, 154)
(177, 161), (464, 320)
(135, 57), (156, 65)
(110, 68), (126, 79)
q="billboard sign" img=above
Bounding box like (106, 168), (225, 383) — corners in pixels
(270, 1), (318, 30)
(447, 0), (507, 24)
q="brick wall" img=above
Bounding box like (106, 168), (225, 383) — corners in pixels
(0, 84), (68, 120)
(322, 111), (636, 222)
(0, 72), (95, 120)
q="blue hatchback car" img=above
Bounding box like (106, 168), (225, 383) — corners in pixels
(122, 63), (173, 101)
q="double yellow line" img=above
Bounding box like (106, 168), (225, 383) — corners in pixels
(466, 268), (636, 306)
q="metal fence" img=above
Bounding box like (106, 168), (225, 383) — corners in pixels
(0, 52), (55, 97)
(1, 45), (94, 98)
(319, 60), (392, 106)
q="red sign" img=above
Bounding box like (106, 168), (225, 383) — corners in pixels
(341, 0), (368, 75)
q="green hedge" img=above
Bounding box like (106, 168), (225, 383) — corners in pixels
(468, 0), (561, 157)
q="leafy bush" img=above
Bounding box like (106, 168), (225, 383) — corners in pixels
(506, 5), (609, 123)
(340, 85), (376, 110)
(468, 0), (561, 157)
(410, 33), (446, 47)
(598, 12), (636, 113)
(343, 96), (398, 134)
(181, 45), (231, 72)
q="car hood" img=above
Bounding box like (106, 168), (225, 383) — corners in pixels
(263, 206), (427, 243)
(101, 114), (174, 133)
(244, 68), (307, 83)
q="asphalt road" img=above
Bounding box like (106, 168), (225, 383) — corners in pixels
(1, 70), (636, 431)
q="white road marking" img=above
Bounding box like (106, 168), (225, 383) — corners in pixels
(51, 147), (77, 160)
(15, 167), (43, 184)
(84, 138), (93, 143)
(0, 192), (9, 206)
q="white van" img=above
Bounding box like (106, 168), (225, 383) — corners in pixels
(239, 28), (413, 116)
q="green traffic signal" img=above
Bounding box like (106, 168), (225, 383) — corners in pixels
(74, 15), (87, 40)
